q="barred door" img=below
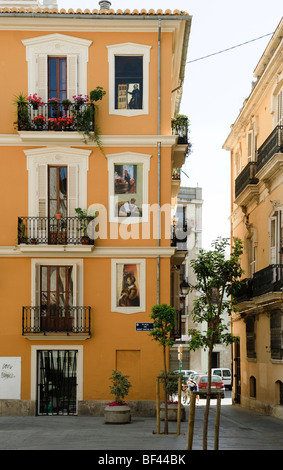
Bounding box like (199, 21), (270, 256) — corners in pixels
(37, 350), (78, 416)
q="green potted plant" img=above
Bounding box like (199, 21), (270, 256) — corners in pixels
(159, 370), (186, 421)
(104, 370), (132, 424)
(27, 93), (44, 110)
(14, 93), (30, 130)
(89, 86), (106, 103)
(48, 97), (60, 110)
(62, 98), (72, 110)
(75, 207), (97, 244)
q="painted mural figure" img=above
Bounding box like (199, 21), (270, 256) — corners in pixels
(118, 272), (140, 307)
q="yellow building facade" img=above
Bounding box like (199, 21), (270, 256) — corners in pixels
(0, 3), (191, 416)
(224, 18), (283, 418)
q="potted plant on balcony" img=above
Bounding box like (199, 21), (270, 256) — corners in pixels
(62, 98), (72, 110)
(14, 93), (30, 131)
(32, 115), (46, 130)
(104, 370), (132, 424)
(75, 207), (97, 244)
(27, 93), (44, 110)
(171, 114), (189, 144)
(72, 94), (89, 109)
(89, 86), (106, 103)
(48, 97), (60, 110)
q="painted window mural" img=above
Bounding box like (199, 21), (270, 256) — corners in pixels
(114, 164), (143, 218)
(116, 263), (140, 307)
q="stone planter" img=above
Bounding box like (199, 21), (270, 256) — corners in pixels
(160, 403), (185, 421)
(104, 405), (131, 424)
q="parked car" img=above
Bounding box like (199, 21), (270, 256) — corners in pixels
(211, 368), (232, 390)
(196, 375), (225, 398)
(173, 369), (196, 379)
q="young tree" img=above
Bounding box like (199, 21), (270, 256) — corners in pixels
(188, 237), (243, 450)
(149, 304), (176, 435)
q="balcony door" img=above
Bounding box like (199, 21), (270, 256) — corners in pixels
(48, 57), (67, 116)
(48, 166), (67, 244)
(40, 266), (73, 332)
(270, 210), (282, 264)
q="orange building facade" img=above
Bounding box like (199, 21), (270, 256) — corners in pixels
(0, 3), (191, 416)
(224, 18), (283, 418)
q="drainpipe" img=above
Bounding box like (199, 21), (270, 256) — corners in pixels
(157, 19), (161, 304)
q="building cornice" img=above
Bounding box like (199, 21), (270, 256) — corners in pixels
(0, 133), (178, 147)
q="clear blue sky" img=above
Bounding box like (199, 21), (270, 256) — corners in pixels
(58, 0), (282, 249)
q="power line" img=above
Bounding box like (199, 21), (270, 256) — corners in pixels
(187, 32), (274, 64)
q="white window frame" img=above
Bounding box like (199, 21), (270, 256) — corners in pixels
(107, 42), (151, 117)
(269, 208), (282, 265)
(111, 258), (146, 314)
(22, 33), (92, 102)
(106, 152), (151, 224)
(24, 147), (91, 217)
(247, 129), (255, 162)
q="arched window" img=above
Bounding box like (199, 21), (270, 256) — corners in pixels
(250, 376), (256, 398)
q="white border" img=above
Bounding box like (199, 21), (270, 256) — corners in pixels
(111, 258), (146, 314)
(106, 152), (151, 224)
(107, 42), (151, 116)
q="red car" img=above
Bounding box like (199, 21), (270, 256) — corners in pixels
(196, 375), (225, 398)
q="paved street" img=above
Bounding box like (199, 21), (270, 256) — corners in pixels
(0, 393), (283, 453)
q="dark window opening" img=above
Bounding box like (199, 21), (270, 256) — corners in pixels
(115, 56), (143, 110)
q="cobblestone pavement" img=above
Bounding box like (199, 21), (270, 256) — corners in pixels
(0, 400), (282, 453)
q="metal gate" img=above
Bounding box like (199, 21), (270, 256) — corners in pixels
(37, 350), (78, 416)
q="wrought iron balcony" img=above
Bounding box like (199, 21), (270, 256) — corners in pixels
(235, 162), (258, 199)
(18, 216), (95, 245)
(234, 265), (283, 303)
(17, 101), (95, 132)
(22, 306), (91, 336)
(257, 125), (283, 172)
(171, 223), (188, 251)
(171, 115), (188, 144)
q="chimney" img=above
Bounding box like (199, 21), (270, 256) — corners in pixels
(99, 0), (111, 9)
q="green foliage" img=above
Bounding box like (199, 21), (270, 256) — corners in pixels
(149, 304), (176, 347)
(109, 370), (131, 404)
(160, 370), (186, 399)
(90, 86), (106, 102)
(188, 237), (243, 351)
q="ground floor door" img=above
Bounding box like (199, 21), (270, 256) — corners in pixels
(234, 340), (241, 404)
(37, 350), (78, 416)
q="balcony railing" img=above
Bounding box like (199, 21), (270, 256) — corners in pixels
(257, 125), (283, 172)
(235, 162), (258, 199)
(171, 115), (188, 144)
(17, 101), (95, 132)
(235, 264), (283, 303)
(18, 216), (95, 245)
(171, 223), (187, 251)
(22, 306), (91, 336)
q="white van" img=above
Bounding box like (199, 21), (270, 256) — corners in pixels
(211, 368), (232, 389)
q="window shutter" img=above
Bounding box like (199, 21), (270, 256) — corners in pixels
(37, 54), (48, 103)
(67, 55), (78, 99)
(68, 165), (79, 216)
(276, 89), (283, 125)
(38, 164), (47, 217)
(247, 130), (254, 162)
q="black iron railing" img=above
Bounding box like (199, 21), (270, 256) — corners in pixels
(235, 264), (283, 303)
(171, 223), (187, 251)
(22, 306), (91, 335)
(235, 162), (258, 198)
(17, 101), (95, 132)
(18, 216), (95, 245)
(171, 116), (188, 144)
(257, 125), (283, 171)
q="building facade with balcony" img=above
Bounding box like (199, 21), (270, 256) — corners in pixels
(223, 17), (283, 418)
(0, 2), (191, 416)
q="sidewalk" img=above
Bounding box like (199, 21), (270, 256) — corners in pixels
(0, 402), (283, 451)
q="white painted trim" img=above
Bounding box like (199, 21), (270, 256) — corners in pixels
(106, 151), (151, 224)
(24, 146), (91, 217)
(30, 345), (84, 402)
(107, 42), (151, 116)
(22, 33), (92, 98)
(111, 258), (146, 314)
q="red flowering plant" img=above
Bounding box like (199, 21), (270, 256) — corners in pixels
(28, 93), (44, 109)
(47, 117), (57, 130)
(48, 97), (60, 109)
(57, 115), (74, 130)
(108, 370), (131, 407)
(32, 115), (46, 129)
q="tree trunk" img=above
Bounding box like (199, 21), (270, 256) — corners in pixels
(203, 342), (213, 449)
(163, 345), (168, 434)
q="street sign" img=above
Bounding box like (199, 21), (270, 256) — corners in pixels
(135, 322), (154, 331)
